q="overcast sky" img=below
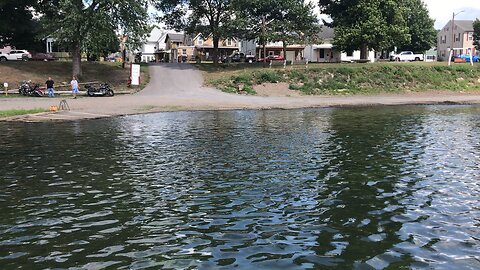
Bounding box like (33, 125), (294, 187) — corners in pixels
(423, 0), (480, 29)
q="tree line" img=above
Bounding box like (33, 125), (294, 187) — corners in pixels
(1, 0), (477, 76)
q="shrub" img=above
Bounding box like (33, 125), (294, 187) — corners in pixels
(255, 70), (283, 83)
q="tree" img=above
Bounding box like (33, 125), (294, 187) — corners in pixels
(318, 0), (410, 59)
(268, 0), (321, 60)
(155, 0), (236, 65)
(0, 0), (42, 50)
(398, 0), (436, 52)
(474, 19), (480, 50)
(233, 0), (321, 61)
(41, 0), (151, 77)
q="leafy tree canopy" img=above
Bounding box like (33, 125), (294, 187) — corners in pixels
(474, 19), (480, 50)
(41, 0), (151, 76)
(0, 0), (42, 50)
(154, 0), (236, 64)
(319, 0), (410, 58)
(397, 0), (436, 52)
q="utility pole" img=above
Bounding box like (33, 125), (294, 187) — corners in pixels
(451, 12), (455, 57)
(451, 10), (465, 57)
(262, 15), (267, 66)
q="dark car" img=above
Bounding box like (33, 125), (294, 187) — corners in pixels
(31, 53), (56, 61)
(227, 52), (256, 63)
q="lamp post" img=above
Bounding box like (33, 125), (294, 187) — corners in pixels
(451, 10), (465, 56)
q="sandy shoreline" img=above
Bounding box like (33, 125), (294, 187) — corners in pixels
(2, 63), (480, 122)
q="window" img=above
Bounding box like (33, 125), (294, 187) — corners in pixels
(182, 49), (187, 55)
(346, 51), (353, 57)
(198, 37), (203, 46)
(468, 32), (473, 41)
(319, 49), (325, 58)
(226, 39), (232, 46)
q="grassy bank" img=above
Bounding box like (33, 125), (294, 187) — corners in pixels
(0, 61), (148, 93)
(0, 108), (47, 118)
(197, 62), (480, 95)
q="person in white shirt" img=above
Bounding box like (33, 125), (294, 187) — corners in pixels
(71, 76), (79, 99)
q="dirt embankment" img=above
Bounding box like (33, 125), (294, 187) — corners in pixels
(199, 63), (480, 96)
(0, 61), (142, 91)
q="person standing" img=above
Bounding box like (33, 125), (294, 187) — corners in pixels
(46, 77), (54, 97)
(71, 76), (79, 99)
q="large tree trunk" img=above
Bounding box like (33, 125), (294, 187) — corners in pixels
(72, 43), (82, 77)
(213, 36), (219, 65)
(360, 44), (368, 60)
(282, 40), (287, 62)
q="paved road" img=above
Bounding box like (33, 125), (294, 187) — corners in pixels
(3, 63), (480, 121)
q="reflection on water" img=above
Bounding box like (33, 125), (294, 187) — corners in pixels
(0, 106), (479, 269)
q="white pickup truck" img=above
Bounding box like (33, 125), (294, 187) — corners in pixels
(390, 51), (424, 62)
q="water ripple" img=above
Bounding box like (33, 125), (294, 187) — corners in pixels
(0, 106), (479, 269)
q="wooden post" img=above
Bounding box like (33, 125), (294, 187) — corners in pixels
(3, 82), (8, 96)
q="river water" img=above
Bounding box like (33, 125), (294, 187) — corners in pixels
(0, 106), (479, 269)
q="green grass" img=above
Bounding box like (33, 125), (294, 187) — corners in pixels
(0, 108), (48, 118)
(197, 62), (480, 95)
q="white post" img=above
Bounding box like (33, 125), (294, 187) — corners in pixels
(269, 60), (272, 68)
(448, 50), (453, 66)
(306, 59), (309, 69)
(283, 60), (287, 69)
(470, 48), (474, 66)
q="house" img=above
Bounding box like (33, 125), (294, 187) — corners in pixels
(437, 20), (477, 61)
(304, 26), (376, 63)
(165, 33), (195, 63)
(164, 33), (240, 62)
(192, 34), (240, 61)
(240, 40), (305, 62)
(138, 27), (165, 63)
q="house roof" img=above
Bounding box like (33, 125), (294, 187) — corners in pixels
(146, 27), (164, 43)
(455, 20), (474, 32)
(165, 33), (185, 43)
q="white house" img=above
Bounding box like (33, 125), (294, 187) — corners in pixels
(239, 40), (305, 61)
(304, 27), (376, 63)
(138, 27), (166, 62)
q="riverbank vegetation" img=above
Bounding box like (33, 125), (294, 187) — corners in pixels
(0, 62), (147, 92)
(198, 63), (480, 95)
(0, 108), (47, 118)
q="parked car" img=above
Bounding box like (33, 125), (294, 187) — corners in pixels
(226, 52), (256, 63)
(31, 53), (56, 61)
(257, 55), (285, 62)
(454, 54), (480, 63)
(0, 50), (32, 61)
(390, 51), (424, 62)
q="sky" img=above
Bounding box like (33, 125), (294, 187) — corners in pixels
(423, 0), (480, 29)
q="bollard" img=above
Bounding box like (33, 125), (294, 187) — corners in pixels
(3, 82), (8, 96)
